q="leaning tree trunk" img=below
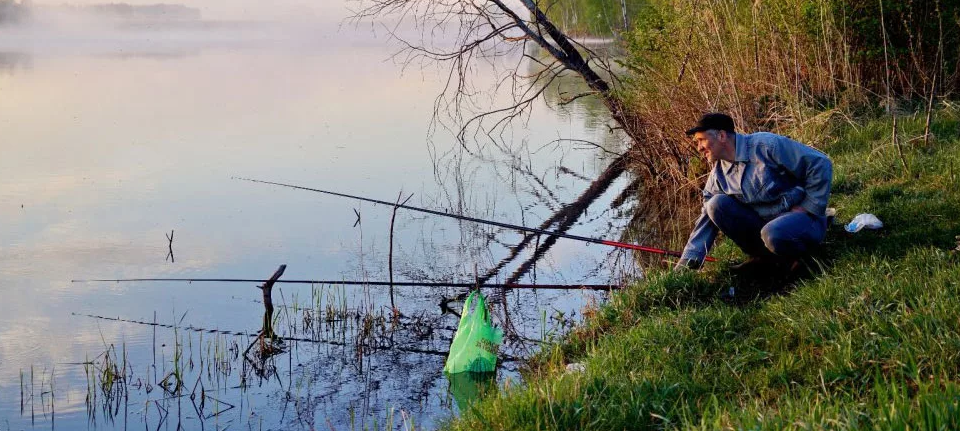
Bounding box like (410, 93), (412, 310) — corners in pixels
(478, 1), (651, 284)
(467, 2), (659, 346)
(358, 0), (670, 344)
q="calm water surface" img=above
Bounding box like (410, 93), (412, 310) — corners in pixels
(0, 11), (634, 430)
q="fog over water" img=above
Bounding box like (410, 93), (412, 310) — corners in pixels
(0, 2), (633, 428)
(29, 0), (347, 21)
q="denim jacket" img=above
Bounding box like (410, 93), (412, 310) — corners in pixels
(679, 132), (833, 264)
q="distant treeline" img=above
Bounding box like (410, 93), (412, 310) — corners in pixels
(0, 0), (30, 24)
(79, 3), (200, 21)
(0, 1), (201, 25)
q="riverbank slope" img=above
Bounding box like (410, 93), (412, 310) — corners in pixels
(443, 109), (960, 428)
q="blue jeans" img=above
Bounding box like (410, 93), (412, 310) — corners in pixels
(705, 195), (827, 259)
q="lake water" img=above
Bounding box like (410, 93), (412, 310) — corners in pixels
(0, 10), (634, 430)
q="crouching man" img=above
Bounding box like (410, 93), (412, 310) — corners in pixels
(675, 113), (833, 272)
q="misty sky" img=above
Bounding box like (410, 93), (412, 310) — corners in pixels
(35, 0), (354, 21)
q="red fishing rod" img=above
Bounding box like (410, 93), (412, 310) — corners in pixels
(235, 177), (716, 262)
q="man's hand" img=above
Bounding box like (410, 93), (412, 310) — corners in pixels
(790, 205), (808, 214)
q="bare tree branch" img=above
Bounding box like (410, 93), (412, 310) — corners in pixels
(353, 0), (661, 344)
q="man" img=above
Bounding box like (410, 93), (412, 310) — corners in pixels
(675, 113), (833, 271)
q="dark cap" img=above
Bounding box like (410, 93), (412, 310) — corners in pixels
(685, 113), (735, 136)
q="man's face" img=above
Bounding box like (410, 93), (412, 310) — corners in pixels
(693, 130), (727, 164)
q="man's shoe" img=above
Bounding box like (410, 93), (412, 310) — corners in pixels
(729, 256), (777, 273)
(787, 256), (820, 278)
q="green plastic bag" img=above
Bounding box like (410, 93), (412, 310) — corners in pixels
(443, 291), (504, 374)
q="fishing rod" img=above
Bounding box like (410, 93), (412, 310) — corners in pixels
(73, 312), (523, 362)
(235, 177), (716, 262)
(71, 278), (619, 291)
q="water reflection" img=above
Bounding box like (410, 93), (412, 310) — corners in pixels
(99, 49), (199, 61)
(67, 283), (536, 429)
(0, 14), (631, 430)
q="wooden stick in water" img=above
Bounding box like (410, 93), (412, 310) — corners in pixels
(259, 265), (286, 340)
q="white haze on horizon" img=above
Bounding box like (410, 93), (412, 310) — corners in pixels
(0, 0), (533, 55)
(30, 0), (352, 22)
(0, 0), (408, 54)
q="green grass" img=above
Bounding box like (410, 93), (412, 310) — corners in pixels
(441, 108), (960, 430)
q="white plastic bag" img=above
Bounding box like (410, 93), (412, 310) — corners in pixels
(845, 213), (883, 233)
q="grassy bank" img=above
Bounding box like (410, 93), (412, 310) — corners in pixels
(442, 109), (960, 429)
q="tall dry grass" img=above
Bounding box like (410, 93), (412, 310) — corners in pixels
(612, 0), (957, 261)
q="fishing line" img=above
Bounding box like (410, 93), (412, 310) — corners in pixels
(234, 177), (716, 262)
